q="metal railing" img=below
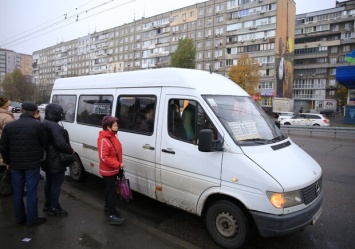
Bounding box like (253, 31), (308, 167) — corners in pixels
(280, 125), (355, 139)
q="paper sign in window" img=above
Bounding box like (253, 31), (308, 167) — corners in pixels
(229, 120), (259, 141)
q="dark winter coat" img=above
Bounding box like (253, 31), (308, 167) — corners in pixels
(0, 113), (48, 170)
(42, 103), (74, 174)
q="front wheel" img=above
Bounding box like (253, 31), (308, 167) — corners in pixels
(205, 200), (252, 249)
(69, 154), (88, 182)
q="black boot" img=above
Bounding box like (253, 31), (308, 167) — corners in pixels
(109, 215), (125, 225)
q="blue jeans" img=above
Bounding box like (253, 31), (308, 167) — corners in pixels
(11, 168), (40, 225)
(44, 172), (65, 209)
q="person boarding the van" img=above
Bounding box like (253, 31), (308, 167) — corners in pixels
(97, 116), (126, 225)
(0, 102), (48, 226)
(42, 103), (75, 217)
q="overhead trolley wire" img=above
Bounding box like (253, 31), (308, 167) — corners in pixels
(0, 0), (135, 49)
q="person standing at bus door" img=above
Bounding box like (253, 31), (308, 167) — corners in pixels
(0, 101), (48, 226)
(0, 97), (15, 173)
(41, 103), (74, 217)
(97, 116), (126, 225)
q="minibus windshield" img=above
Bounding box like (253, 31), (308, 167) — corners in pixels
(203, 95), (285, 145)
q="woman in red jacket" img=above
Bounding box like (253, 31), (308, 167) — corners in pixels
(97, 116), (125, 225)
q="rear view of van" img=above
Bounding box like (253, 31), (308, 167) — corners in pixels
(51, 68), (322, 249)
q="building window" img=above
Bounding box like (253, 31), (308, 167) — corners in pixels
(199, 8), (204, 16)
(330, 47), (338, 53)
(343, 45), (350, 52)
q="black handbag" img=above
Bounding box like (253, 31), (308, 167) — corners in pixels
(0, 170), (12, 197)
(58, 152), (76, 165)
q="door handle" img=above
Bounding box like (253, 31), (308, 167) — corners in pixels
(142, 144), (155, 150)
(162, 149), (175, 154)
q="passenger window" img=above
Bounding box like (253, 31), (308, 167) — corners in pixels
(168, 99), (218, 144)
(52, 95), (77, 123)
(116, 96), (156, 135)
(77, 95), (113, 126)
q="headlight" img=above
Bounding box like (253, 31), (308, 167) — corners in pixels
(266, 190), (303, 208)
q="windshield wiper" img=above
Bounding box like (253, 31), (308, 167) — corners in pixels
(238, 138), (269, 144)
(267, 135), (287, 144)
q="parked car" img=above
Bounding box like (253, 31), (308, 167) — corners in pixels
(277, 112), (294, 122)
(280, 113), (330, 126)
(10, 101), (21, 113)
(38, 103), (48, 112)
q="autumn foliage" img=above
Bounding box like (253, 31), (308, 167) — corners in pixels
(228, 54), (260, 96)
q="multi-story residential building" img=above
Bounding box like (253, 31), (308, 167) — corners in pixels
(294, 0), (355, 112)
(33, 0), (297, 110)
(0, 48), (33, 87)
(0, 48), (21, 84)
(20, 53), (33, 76)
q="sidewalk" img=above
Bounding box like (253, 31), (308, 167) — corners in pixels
(0, 180), (200, 249)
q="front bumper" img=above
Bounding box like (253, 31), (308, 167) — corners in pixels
(250, 191), (323, 237)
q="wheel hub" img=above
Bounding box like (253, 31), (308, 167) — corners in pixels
(216, 212), (239, 238)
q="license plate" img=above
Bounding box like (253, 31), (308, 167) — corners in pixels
(312, 207), (322, 225)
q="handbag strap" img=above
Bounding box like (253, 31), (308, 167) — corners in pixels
(107, 138), (119, 161)
(107, 138), (124, 178)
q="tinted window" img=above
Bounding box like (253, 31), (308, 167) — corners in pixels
(116, 96), (156, 135)
(52, 95), (77, 123)
(77, 95), (113, 126)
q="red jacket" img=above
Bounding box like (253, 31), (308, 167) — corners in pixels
(97, 130), (123, 176)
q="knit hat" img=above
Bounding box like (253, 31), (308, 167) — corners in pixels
(0, 96), (11, 109)
(21, 101), (38, 112)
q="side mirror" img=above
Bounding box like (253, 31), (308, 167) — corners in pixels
(198, 129), (223, 152)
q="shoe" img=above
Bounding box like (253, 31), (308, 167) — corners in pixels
(109, 215), (125, 225)
(27, 217), (47, 226)
(48, 207), (68, 217)
(43, 203), (50, 212)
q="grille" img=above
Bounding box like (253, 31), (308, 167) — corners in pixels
(302, 178), (322, 205)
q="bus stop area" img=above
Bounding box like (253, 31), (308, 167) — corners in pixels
(0, 179), (199, 249)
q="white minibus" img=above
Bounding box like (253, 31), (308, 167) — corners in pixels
(51, 68), (322, 249)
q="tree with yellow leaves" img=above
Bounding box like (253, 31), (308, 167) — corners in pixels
(228, 54), (260, 96)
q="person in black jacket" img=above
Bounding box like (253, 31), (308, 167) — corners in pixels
(0, 101), (48, 226)
(42, 103), (75, 217)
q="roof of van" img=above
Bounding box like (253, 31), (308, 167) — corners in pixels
(53, 68), (249, 96)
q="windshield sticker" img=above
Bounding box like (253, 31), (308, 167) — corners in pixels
(229, 120), (260, 140)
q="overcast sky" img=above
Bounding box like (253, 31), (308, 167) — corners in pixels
(0, 0), (343, 54)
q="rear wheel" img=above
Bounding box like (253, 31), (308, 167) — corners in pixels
(284, 122), (291, 125)
(313, 124), (320, 126)
(205, 200), (252, 249)
(69, 154), (88, 182)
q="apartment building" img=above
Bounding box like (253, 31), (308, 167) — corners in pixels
(294, 0), (355, 112)
(0, 48), (33, 88)
(0, 48), (21, 84)
(33, 0), (296, 109)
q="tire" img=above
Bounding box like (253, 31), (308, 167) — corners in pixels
(69, 154), (88, 182)
(284, 122), (291, 125)
(313, 124), (320, 126)
(205, 200), (252, 249)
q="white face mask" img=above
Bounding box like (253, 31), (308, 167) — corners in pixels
(7, 106), (11, 112)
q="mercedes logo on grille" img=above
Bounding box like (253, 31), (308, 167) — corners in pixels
(315, 181), (321, 196)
